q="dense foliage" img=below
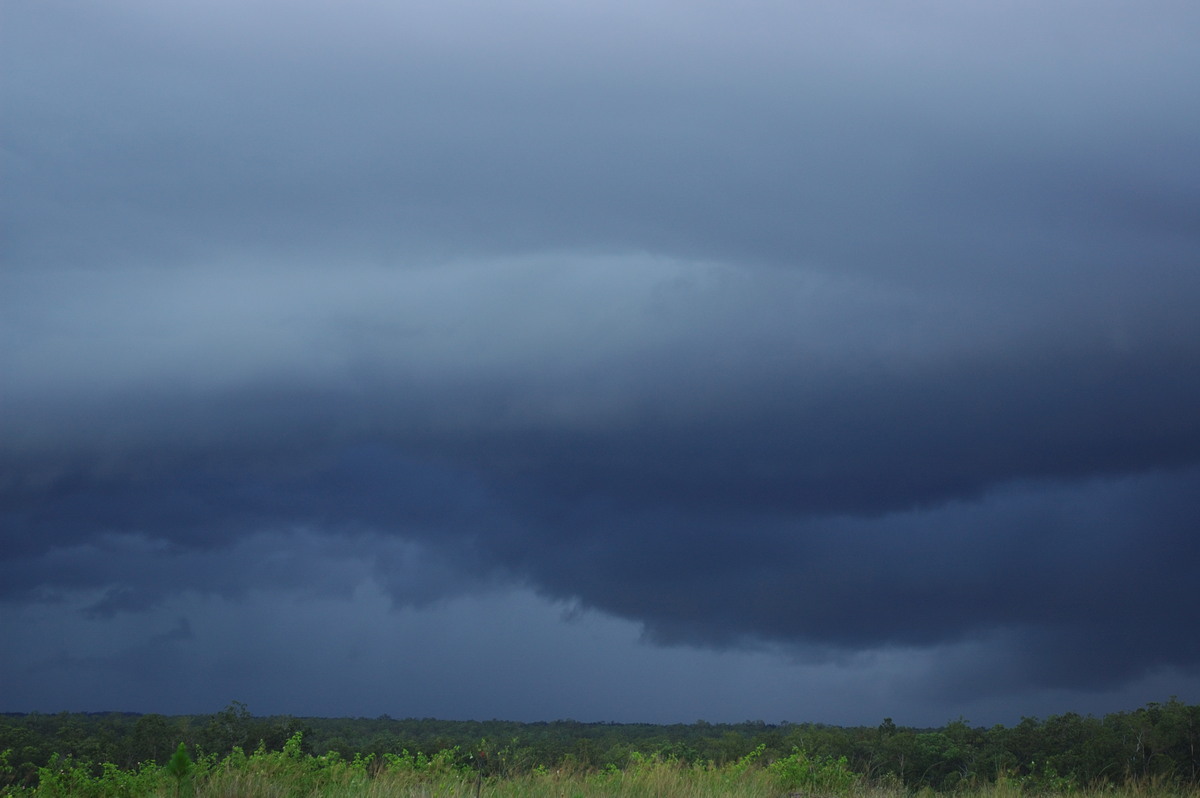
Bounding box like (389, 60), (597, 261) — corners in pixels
(1, 699), (1197, 795)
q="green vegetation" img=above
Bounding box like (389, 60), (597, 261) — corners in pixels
(162, 744), (191, 798)
(1, 699), (1197, 796)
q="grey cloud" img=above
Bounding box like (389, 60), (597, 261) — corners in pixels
(4, 256), (1200, 692)
(5, 1), (1198, 274)
(3, 0), (1200, 719)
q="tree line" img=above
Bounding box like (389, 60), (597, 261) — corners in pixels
(2, 698), (1197, 791)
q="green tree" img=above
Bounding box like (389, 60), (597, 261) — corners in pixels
(125, 713), (173, 767)
(164, 742), (193, 798)
(200, 701), (253, 755)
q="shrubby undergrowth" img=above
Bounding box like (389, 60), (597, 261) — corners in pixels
(4, 732), (1200, 798)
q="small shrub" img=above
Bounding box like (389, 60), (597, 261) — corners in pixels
(769, 747), (859, 794)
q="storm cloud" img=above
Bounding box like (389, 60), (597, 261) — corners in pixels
(2, 0), (1199, 724)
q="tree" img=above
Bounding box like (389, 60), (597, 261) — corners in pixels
(200, 701), (253, 755)
(164, 742), (193, 798)
(125, 714), (173, 767)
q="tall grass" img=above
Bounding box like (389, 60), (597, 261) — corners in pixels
(7, 735), (1200, 798)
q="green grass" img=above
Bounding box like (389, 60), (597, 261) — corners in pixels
(6, 735), (1199, 798)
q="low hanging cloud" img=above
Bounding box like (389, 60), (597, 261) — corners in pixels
(4, 256), (1199, 699)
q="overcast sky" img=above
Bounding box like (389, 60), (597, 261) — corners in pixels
(3, 0), (1200, 728)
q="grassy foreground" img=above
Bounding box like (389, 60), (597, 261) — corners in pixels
(7, 735), (1199, 798)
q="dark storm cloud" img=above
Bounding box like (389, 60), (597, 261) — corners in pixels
(4, 0), (1200, 716)
(5, 341), (1199, 693)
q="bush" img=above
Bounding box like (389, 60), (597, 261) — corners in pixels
(769, 748), (859, 793)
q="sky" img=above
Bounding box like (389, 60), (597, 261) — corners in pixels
(2, 0), (1200, 729)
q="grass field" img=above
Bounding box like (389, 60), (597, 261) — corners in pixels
(9, 737), (1200, 798)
